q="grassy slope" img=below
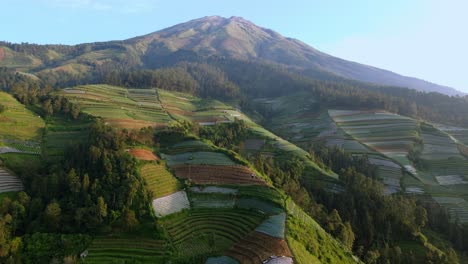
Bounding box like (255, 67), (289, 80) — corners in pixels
(0, 91), (45, 152)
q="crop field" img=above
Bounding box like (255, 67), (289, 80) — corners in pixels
(190, 192), (236, 209)
(158, 89), (236, 124)
(161, 209), (265, 258)
(255, 213), (286, 239)
(206, 256), (239, 264)
(173, 165), (266, 185)
(0, 92), (44, 153)
(329, 109), (418, 156)
(435, 175), (467, 185)
(163, 151), (238, 166)
(152, 191), (190, 217)
(432, 197), (468, 223)
(60, 85), (171, 128)
(236, 198), (284, 215)
(420, 124), (463, 160)
(164, 140), (216, 155)
(225, 231), (292, 264)
(44, 116), (91, 160)
(141, 163), (181, 198)
(85, 236), (169, 263)
(128, 148), (159, 161)
(190, 186), (238, 195)
(0, 167), (22, 193)
(436, 124), (468, 145)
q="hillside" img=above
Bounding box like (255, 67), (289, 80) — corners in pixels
(0, 16), (463, 95)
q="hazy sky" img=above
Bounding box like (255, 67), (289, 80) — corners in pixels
(2, 0), (467, 92)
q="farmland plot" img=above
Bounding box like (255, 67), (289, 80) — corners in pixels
(0, 167), (22, 193)
(420, 124), (463, 160)
(435, 175), (467, 185)
(85, 237), (168, 263)
(128, 148), (159, 161)
(190, 193), (236, 209)
(226, 231), (292, 264)
(255, 213), (286, 239)
(433, 197), (468, 223)
(141, 163), (181, 198)
(173, 165), (266, 185)
(162, 209), (265, 258)
(59, 85), (171, 129)
(45, 116), (90, 160)
(152, 191), (190, 217)
(206, 256), (239, 264)
(163, 152), (237, 166)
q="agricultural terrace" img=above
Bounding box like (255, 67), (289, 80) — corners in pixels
(420, 123), (464, 160)
(187, 185), (284, 210)
(44, 115), (91, 160)
(173, 165), (266, 185)
(286, 200), (358, 264)
(140, 163), (181, 198)
(0, 167), (22, 193)
(435, 124), (468, 145)
(432, 197), (468, 223)
(206, 256), (239, 264)
(128, 148), (159, 161)
(164, 140), (216, 155)
(255, 213), (286, 239)
(329, 110), (418, 158)
(59, 85), (171, 129)
(255, 95), (372, 155)
(152, 191), (190, 217)
(158, 89), (242, 124)
(226, 231), (292, 264)
(0, 91), (44, 154)
(161, 209), (265, 258)
(85, 236), (169, 263)
(163, 151), (238, 166)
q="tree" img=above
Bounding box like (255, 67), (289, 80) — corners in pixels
(44, 201), (61, 231)
(97, 197), (107, 219)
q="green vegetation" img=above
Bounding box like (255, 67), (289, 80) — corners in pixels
(0, 91), (44, 153)
(85, 236), (169, 263)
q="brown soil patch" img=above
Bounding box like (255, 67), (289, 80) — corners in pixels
(226, 231), (292, 264)
(0, 48), (5, 62)
(105, 119), (166, 130)
(128, 148), (159, 161)
(173, 165), (266, 185)
(165, 107), (193, 116)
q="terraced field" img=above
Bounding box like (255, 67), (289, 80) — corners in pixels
(129, 148), (159, 161)
(158, 89), (238, 125)
(152, 191), (190, 217)
(420, 123), (463, 160)
(0, 91), (44, 154)
(173, 164), (266, 185)
(163, 151), (238, 166)
(225, 231), (292, 264)
(0, 167), (22, 193)
(164, 140), (216, 155)
(85, 237), (169, 263)
(161, 209), (266, 258)
(141, 163), (181, 198)
(432, 197), (468, 223)
(60, 85), (171, 129)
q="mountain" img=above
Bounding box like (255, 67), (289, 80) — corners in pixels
(127, 16), (463, 95)
(0, 16), (463, 95)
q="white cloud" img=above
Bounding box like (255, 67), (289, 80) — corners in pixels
(44, 0), (157, 13)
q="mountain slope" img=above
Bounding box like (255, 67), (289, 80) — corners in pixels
(129, 16), (462, 95)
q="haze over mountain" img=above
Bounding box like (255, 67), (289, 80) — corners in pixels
(0, 15), (463, 95)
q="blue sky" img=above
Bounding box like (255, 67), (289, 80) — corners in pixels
(2, 0), (467, 92)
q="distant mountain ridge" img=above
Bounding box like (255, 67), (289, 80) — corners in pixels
(0, 15), (463, 95)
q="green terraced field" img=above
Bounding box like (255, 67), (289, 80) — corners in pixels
(141, 162), (181, 198)
(161, 209), (266, 258)
(158, 89), (236, 124)
(164, 140), (216, 155)
(59, 85), (172, 127)
(0, 92), (45, 153)
(85, 237), (169, 263)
